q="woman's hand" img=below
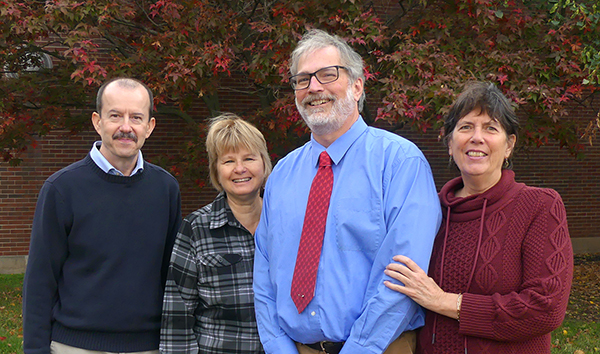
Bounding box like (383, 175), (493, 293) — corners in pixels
(384, 255), (460, 319)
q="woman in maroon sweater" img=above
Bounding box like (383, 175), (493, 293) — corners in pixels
(384, 82), (573, 354)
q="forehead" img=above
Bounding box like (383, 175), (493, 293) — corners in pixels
(297, 46), (342, 73)
(102, 84), (150, 114)
(458, 110), (499, 124)
(219, 145), (259, 157)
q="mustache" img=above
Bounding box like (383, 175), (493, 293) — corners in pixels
(301, 93), (336, 106)
(112, 131), (138, 142)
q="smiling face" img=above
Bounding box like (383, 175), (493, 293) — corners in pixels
(294, 46), (363, 141)
(92, 82), (155, 175)
(448, 110), (516, 193)
(217, 147), (265, 202)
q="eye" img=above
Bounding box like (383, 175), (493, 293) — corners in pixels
(131, 116), (144, 124)
(297, 76), (309, 84)
(317, 68), (338, 79)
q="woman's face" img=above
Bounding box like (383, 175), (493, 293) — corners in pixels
(217, 147), (265, 201)
(448, 110), (516, 189)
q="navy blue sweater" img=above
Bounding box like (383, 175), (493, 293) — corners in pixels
(23, 155), (181, 354)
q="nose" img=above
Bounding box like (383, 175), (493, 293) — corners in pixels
(470, 127), (484, 143)
(119, 115), (133, 132)
(307, 75), (324, 92)
(233, 161), (247, 173)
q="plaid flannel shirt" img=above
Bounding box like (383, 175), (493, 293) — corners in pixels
(160, 192), (264, 354)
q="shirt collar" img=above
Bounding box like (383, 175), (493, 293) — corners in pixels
(89, 141), (144, 176)
(309, 116), (368, 167)
(209, 191), (244, 230)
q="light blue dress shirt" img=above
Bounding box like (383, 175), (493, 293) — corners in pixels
(254, 117), (442, 354)
(89, 141), (144, 176)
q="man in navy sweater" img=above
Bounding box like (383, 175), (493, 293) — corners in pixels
(23, 78), (182, 354)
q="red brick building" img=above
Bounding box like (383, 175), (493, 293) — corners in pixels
(1, 77), (598, 273)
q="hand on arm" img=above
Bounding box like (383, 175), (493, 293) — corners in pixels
(384, 255), (461, 320)
(341, 156), (442, 353)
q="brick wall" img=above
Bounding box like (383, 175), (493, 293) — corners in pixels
(400, 116), (600, 241)
(1, 86), (599, 259)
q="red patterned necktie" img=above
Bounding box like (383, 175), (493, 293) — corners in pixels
(291, 150), (334, 313)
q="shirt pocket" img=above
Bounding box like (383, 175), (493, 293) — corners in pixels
(196, 253), (252, 307)
(334, 197), (382, 253)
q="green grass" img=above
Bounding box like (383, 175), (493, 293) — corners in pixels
(552, 320), (600, 353)
(0, 274), (23, 354)
(0, 272), (597, 353)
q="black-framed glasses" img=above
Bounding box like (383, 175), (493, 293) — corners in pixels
(289, 65), (348, 90)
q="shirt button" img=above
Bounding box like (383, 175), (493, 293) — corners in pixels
(311, 311), (316, 316)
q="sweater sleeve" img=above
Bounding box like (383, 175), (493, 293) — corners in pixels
(23, 182), (70, 354)
(459, 188), (573, 342)
(162, 184), (182, 287)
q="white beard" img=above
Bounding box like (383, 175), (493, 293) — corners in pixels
(296, 86), (356, 136)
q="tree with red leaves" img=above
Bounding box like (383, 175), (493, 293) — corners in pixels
(0, 0), (597, 185)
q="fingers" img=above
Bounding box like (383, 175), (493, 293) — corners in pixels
(385, 262), (408, 273)
(384, 280), (409, 294)
(384, 268), (405, 282)
(390, 255), (424, 273)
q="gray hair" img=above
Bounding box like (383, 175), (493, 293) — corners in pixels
(290, 29), (366, 112)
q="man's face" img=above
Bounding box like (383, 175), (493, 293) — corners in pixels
(294, 46), (363, 137)
(92, 83), (155, 171)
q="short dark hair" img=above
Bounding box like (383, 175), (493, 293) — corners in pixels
(444, 81), (520, 168)
(96, 77), (154, 118)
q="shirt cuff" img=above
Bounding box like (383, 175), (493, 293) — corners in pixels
(339, 339), (382, 354)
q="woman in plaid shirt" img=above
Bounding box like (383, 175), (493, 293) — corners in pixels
(160, 113), (272, 354)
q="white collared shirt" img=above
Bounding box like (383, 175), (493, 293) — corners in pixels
(89, 141), (144, 176)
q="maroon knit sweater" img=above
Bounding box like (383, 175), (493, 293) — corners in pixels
(417, 170), (573, 354)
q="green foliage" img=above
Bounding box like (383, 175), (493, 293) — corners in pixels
(0, 0), (598, 185)
(549, 0), (600, 85)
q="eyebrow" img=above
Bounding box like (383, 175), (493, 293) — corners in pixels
(106, 109), (146, 117)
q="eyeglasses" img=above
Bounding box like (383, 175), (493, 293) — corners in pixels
(289, 65), (348, 90)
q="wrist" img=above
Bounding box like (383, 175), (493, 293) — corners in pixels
(456, 293), (463, 321)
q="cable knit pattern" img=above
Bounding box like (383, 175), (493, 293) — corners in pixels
(417, 170), (573, 354)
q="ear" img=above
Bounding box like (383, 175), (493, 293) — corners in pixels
(352, 77), (364, 102)
(92, 112), (102, 135)
(505, 134), (516, 158)
(145, 117), (156, 139)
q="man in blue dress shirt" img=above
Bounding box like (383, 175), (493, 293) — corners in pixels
(253, 29), (442, 354)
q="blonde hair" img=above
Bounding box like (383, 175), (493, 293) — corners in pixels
(206, 113), (272, 191)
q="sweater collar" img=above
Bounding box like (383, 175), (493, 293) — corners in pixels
(439, 170), (523, 221)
